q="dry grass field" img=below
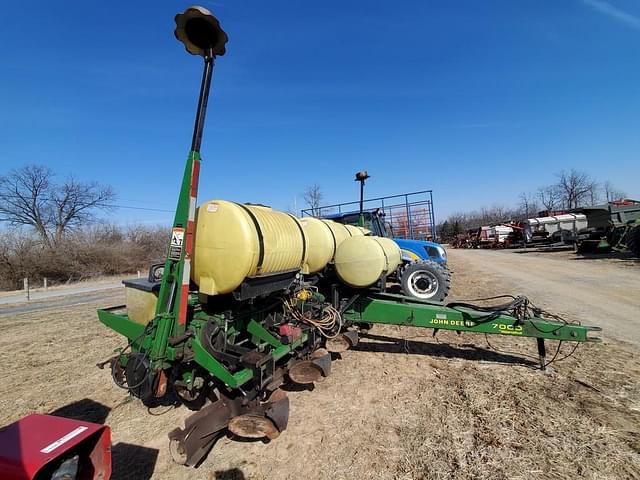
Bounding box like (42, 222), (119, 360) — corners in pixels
(1, 250), (639, 479)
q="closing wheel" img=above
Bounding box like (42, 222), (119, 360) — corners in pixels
(288, 348), (332, 384)
(228, 389), (289, 440)
(326, 331), (359, 353)
(400, 260), (451, 301)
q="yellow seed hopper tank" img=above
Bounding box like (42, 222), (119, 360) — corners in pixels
(192, 200), (307, 295)
(192, 200), (399, 295)
(299, 217), (334, 274)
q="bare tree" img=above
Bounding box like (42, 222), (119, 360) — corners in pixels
(518, 192), (539, 219)
(537, 185), (561, 211)
(303, 183), (324, 216)
(556, 169), (597, 209)
(603, 181), (626, 202)
(442, 205), (520, 231)
(0, 165), (115, 248)
(587, 182), (601, 206)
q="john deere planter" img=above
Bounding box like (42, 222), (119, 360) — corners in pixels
(97, 7), (602, 467)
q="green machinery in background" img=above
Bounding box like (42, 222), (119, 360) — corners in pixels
(574, 202), (640, 256)
(97, 7), (602, 468)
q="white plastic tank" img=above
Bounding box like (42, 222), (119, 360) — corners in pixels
(334, 235), (401, 288)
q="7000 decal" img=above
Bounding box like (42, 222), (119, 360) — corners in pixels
(492, 323), (524, 335)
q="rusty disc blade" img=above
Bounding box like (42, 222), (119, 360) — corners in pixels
(326, 334), (352, 353)
(267, 388), (287, 403)
(228, 414), (279, 439)
(288, 360), (323, 384)
(310, 347), (329, 359)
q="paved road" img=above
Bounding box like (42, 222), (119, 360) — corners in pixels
(448, 249), (640, 344)
(0, 282), (123, 305)
(0, 282), (125, 316)
(0, 289), (123, 316)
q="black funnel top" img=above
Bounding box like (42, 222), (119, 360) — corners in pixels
(175, 6), (228, 57)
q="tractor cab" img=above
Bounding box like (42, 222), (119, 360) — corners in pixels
(324, 209), (387, 236)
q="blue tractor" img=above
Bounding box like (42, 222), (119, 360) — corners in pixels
(303, 173), (451, 301)
(321, 208), (451, 301)
(322, 209), (447, 263)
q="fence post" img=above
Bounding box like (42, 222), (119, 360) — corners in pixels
(43, 277), (48, 291)
(23, 277), (30, 301)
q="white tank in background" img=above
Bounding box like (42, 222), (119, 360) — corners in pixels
(524, 213), (587, 243)
(490, 225), (514, 244)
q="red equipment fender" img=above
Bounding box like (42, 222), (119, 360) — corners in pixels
(0, 414), (111, 480)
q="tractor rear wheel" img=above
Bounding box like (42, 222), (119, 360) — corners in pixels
(400, 260), (451, 302)
(627, 225), (640, 258)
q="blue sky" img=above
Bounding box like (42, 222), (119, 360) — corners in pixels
(1, 0), (639, 225)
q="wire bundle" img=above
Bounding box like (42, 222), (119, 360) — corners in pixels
(283, 297), (343, 339)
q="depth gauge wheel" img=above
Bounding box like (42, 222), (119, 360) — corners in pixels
(400, 260), (451, 302)
(124, 353), (156, 404)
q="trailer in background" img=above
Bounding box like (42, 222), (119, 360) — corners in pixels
(524, 213), (587, 245)
(492, 225), (515, 246)
(572, 200), (640, 255)
(302, 190), (437, 242)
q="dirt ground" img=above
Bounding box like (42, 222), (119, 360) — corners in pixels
(448, 248), (640, 343)
(1, 250), (639, 480)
